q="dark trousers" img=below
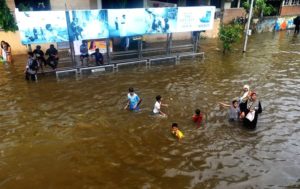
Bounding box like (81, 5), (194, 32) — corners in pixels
(25, 72), (37, 81)
(295, 25), (300, 34)
(46, 56), (58, 70)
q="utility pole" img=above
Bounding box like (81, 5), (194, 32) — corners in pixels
(243, 0), (254, 52)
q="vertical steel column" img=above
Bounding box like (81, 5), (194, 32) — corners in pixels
(106, 38), (111, 64)
(138, 36), (142, 59)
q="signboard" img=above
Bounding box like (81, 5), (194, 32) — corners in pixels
(176, 7), (215, 32)
(15, 10), (68, 44)
(66, 10), (109, 41)
(15, 6), (215, 45)
(73, 40), (113, 56)
(107, 9), (148, 37)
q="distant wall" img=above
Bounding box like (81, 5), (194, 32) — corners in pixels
(280, 5), (300, 16)
(255, 16), (296, 33)
(223, 8), (246, 24)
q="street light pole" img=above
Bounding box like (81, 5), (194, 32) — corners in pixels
(243, 0), (254, 52)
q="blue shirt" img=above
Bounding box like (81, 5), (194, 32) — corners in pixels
(127, 93), (140, 110)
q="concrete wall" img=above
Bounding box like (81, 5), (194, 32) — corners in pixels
(223, 8), (246, 24)
(255, 16), (296, 33)
(50, 0), (91, 10)
(280, 5), (300, 16)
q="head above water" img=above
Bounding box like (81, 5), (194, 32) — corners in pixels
(195, 109), (201, 115)
(171, 123), (178, 129)
(232, 100), (238, 107)
(243, 85), (250, 92)
(156, 95), (162, 102)
(128, 87), (134, 95)
(250, 92), (257, 100)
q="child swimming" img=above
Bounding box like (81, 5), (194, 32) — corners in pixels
(171, 123), (184, 140)
(124, 87), (142, 111)
(192, 109), (206, 128)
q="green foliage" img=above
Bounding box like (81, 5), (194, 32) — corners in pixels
(219, 23), (243, 53)
(18, 3), (30, 11)
(0, 0), (18, 32)
(243, 0), (275, 18)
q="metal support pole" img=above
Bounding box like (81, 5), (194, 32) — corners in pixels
(243, 0), (254, 52)
(138, 36), (142, 59)
(106, 38), (111, 64)
(169, 33), (173, 55)
(193, 31), (200, 53)
(28, 44), (32, 52)
(166, 33), (170, 55)
(65, 3), (76, 67)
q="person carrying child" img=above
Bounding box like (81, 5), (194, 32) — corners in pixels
(171, 123), (184, 140)
(124, 87), (142, 111)
(153, 95), (168, 117)
(192, 109), (206, 128)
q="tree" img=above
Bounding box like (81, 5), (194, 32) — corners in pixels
(219, 23), (243, 53)
(243, 0), (275, 18)
(0, 0), (18, 32)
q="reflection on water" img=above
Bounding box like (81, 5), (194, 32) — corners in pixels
(0, 32), (300, 188)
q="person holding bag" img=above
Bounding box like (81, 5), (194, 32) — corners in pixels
(240, 92), (262, 129)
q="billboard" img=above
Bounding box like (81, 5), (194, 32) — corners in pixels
(67, 10), (109, 41)
(73, 40), (112, 56)
(176, 6), (215, 32)
(144, 7), (178, 34)
(15, 10), (69, 44)
(107, 9), (148, 37)
(15, 6), (215, 45)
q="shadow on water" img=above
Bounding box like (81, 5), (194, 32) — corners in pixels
(0, 32), (300, 188)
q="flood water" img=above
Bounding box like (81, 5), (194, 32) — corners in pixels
(0, 32), (300, 189)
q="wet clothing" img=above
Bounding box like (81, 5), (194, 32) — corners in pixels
(25, 57), (38, 81)
(229, 106), (240, 121)
(33, 49), (46, 66)
(192, 114), (203, 126)
(91, 51), (103, 65)
(45, 47), (58, 69)
(240, 99), (262, 129)
(127, 93), (140, 111)
(294, 16), (300, 34)
(153, 101), (161, 114)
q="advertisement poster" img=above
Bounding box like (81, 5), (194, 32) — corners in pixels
(73, 40), (113, 56)
(176, 6), (215, 32)
(15, 10), (69, 44)
(107, 9), (148, 37)
(67, 10), (109, 41)
(144, 7), (178, 34)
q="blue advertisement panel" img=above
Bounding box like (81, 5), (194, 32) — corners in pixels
(107, 9), (148, 37)
(144, 7), (178, 34)
(15, 10), (69, 44)
(176, 6), (215, 32)
(15, 6), (215, 44)
(67, 10), (109, 41)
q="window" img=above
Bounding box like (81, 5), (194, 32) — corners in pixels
(283, 0), (300, 5)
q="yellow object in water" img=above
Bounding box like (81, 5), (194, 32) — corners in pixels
(177, 130), (184, 139)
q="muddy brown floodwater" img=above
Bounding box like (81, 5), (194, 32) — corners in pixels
(0, 32), (300, 189)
